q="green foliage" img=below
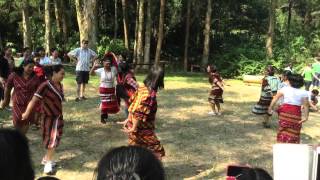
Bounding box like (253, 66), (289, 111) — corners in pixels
(97, 36), (128, 57)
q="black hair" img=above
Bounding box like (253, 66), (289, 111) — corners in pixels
(44, 64), (64, 77)
(312, 89), (319, 96)
(94, 146), (165, 180)
(22, 47), (30, 52)
(50, 48), (58, 53)
(38, 176), (60, 180)
(288, 73), (304, 88)
(13, 59), (35, 76)
(35, 47), (45, 53)
(281, 70), (292, 81)
(266, 65), (275, 76)
(0, 129), (34, 180)
(118, 61), (130, 74)
(209, 65), (218, 73)
(237, 168), (273, 180)
(144, 66), (165, 91)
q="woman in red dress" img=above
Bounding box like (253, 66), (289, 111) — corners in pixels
(22, 64), (65, 174)
(0, 60), (41, 134)
(120, 66), (165, 160)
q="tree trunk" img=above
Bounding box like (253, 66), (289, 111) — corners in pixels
(75, 0), (97, 50)
(54, 0), (63, 48)
(114, 0), (118, 39)
(45, 0), (53, 54)
(0, 32), (3, 50)
(22, 0), (32, 48)
(183, 0), (191, 71)
(202, 0), (212, 66)
(143, 0), (152, 69)
(136, 0), (145, 66)
(133, 0), (139, 64)
(266, 0), (276, 58)
(154, 0), (165, 66)
(61, 0), (69, 50)
(287, 0), (292, 36)
(121, 0), (129, 49)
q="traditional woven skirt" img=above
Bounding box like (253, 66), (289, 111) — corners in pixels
(99, 87), (120, 114)
(277, 104), (302, 143)
(128, 130), (165, 159)
(252, 94), (273, 115)
(42, 115), (64, 149)
(12, 103), (34, 128)
(208, 87), (224, 104)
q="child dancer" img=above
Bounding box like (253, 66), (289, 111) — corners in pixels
(252, 65), (281, 128)
(90, 56), (119, 124)
(22, 64), (65, 174)
(207, 65), (224, 116)
(120, 66), (165, 160)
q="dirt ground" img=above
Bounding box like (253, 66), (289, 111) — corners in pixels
(1, 73), (319, 180)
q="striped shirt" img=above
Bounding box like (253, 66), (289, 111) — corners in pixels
(68, 48), (97, 71)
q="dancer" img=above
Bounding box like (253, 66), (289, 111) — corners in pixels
(118, 61), (139, 116)
(268, 74), (309, 143)
(252, 65), (281, 128)
(0, 60), (41, 134)
(90, 56), (119, 124)
(22, 64), (65, 174)
(207, 65), (224, 116)
(120, 66), (165, 159)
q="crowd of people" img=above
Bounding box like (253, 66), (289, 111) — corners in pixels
(0, 39), (167, 177)
(1, 40), (319, 179)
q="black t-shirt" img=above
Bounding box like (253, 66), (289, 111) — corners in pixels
(0, 56), (10, 79)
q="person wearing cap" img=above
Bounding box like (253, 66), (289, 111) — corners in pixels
(68, 40), (98, 101)
(90, 55), (119, 123)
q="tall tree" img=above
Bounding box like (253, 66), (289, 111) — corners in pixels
(202, 0), (212, 66)
(54, 0), (63, 48)
(114, 0), (118, 39)
(61, 0), (70, 50)
(75, 0), (97, 49)
(136, 0), (145, 65)
(287, 0), (292, 36)
(22, 0), (32, 48)
(133, 1), (139, 63)
(154, 0), (165, 66)
(45, 0), (53, 54)
(266, 0), (276, 58)
(121, 0), (129, 49)
(143, 0), (152, 68)
(0, 31), (3, 50)
(183, 0), (192, 71)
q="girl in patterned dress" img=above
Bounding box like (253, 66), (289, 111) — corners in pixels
(22, 64), (65, 174)
(207, 65), (224, 116)
(120, 66), (165, 160)
(90, 56), (119, 124)
(252, 65), (280, 128)
(268, 74), (309, 143)
(0, 60), (41, 134)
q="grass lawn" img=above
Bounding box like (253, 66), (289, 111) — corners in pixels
(1, 69), (320, 180)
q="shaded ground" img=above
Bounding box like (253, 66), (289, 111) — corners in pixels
(1, 72), (320, 180)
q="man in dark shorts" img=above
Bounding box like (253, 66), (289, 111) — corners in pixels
(68, 40), (98, 101)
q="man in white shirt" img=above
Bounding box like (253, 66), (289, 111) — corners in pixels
(68, 40), (98, 101)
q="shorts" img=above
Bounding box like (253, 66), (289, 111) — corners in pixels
(76, 71), (89, 84)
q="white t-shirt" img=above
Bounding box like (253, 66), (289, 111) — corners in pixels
(95, 67), (117, 88)
(279, 86), (308, 106)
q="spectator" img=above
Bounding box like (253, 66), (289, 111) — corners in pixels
(94, 146), (165, 180)
(309, 89), (319, 111)
(36, 47), (52, 66)
(17, 47), (32, 66)
(50, 48), (62, 65)
(68, 39), (98, 101)
(0, 129), (34, 180)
